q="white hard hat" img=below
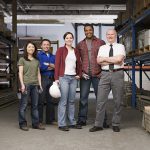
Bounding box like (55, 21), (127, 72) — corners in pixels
(49, 82), (61, 98)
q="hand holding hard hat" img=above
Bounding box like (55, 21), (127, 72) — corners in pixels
(49, 82), (61, 98)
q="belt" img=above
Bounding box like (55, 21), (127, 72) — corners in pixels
(102, 68), (124, 72)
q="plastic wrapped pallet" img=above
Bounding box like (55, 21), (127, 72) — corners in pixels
(137, 30), (145, 49)
(123, 32), (132, 55)
(144, 29), (150, 46)
(142, 106), (150, 132)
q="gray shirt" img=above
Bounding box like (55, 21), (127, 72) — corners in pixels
(86, 39), (92, 74)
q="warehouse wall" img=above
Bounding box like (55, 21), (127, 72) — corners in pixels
(17, 23), (75, 54)
(17, 23), (114, 53)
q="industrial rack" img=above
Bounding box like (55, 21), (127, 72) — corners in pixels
(0, 34), (17, 107)
(116, 7), (150, 107)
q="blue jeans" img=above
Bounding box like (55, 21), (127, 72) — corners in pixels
(18, 84), (39, 127)
(78, 77), (99, 123)
(38, 75), (55, 124)
(58, 75), (77, 127)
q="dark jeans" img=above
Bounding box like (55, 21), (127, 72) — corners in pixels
(18, 84), (39, 127)
(38, 76), (56, 124)
(78, 77), (99, 123)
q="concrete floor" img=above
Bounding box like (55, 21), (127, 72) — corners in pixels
(0, 93), (150, 150)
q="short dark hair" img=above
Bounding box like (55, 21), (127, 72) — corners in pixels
(63, 32), (74, 40)
(41, 39), (51, 45)
(84, 24), (94, 31)
(24, 41), (37, 61)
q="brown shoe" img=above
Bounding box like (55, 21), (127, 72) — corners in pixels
(20, 126), (29, 131)
(32, 124), (45, 130)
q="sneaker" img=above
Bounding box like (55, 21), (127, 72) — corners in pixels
(58, 126), (69, 131)
(20, 126), (29, 131)
(69, 124), (82, 129)
(89, 126), (103, 132)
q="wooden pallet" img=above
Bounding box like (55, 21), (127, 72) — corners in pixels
(138, 48), (144, 54)
(136, 95), (150, 111)
(127, 50), (143, 57)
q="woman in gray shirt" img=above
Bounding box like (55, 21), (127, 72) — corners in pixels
(18, 41), (44, 131)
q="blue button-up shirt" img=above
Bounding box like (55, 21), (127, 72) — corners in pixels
(37, 50), (55, 77)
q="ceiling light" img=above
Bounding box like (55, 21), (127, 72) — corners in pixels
(17, 23), (64, 26)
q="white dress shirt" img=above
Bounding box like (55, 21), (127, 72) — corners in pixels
(98, 42), (126, 70)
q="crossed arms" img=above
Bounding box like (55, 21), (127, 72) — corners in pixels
(97, 55), (125, 66)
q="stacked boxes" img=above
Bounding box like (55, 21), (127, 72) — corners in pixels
(137, 29), (150, 53)
(0, 15), (4, 33)
(137, 30), (145, 49)
(137, 95), (150, 111)
(120, 31), (132, 55)
(142, 106), (150, 132)
(134, 0), (150, 15)
(123, 81), (132, 107)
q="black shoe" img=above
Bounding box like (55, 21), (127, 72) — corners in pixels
(103, 122), (109, 128)
(112, 126), (120, 132)
(59, 126), (69, 131)
(89, 126), (103, 132)
(20, 126), (29, 131)
(77, 121), (86, 126)
(69, 124), (82, 129)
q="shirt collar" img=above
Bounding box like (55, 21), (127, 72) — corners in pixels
(106, 42), (117, 46)
(83, 35), (97, 41)
(41, 50), (50, 55)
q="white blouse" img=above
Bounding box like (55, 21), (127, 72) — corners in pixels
(64, 50), (76, 75)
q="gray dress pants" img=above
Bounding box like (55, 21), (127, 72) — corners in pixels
(95, 70), (124, 127)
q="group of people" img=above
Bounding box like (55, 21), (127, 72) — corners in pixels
(18, 24), (126, 133)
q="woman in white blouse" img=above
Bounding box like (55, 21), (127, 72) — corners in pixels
(55, 32), (82, 131)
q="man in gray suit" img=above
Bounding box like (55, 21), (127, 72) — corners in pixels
(89, 29), (126, 132)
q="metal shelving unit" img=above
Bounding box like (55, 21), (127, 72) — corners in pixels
(0, 33), (17, 107)
(116, 7), (150, 107)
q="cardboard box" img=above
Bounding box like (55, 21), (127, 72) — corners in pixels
(134, 0), (150, 15)
(144, 38), (150, 46)
(142, 106), (150, 132)
(144, 29), (150, 38)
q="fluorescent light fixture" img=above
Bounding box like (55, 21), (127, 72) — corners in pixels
(5, 15), (117, 24)
(17, 23), (64, 26)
